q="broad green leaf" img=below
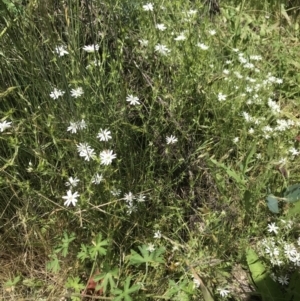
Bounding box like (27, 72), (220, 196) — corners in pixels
(90, 233), (108, 259)
(266, 194), (279, 213)
(246, 248), (284, 301)
(284, 184), (300, 203)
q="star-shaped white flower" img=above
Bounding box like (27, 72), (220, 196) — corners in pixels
(55, 45), (69, 57)
(62, 190), (80, 206)
(267, 223), (279, 235)
(65, 177), (80, 187)
(100, 150), (117, 165)
(0, 120), (12, 132)
(143, 3), (153, 11)
(154, 230), (162, 239)
(97, 129), (112, 141)
(166, 135), (178, 145)
(126, 94), (140, 105)
(70, 87), (84, 98)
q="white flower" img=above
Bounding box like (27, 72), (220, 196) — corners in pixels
(174, 34), (186, 41)
(67, 120), (86, 133)
(166, 135), (178, 145)
(155, 44), (170, 55)
(97, 129), (112, 141)
(126, 94), (140, 105)
(111, 188), (121, 197)
(277, 275), (289, 285)
(187, 9), (197, 16)
(139, 39), (149, 46)
(208, 29), (216, 35)
(244, 62), (255, 69)
(217, 288), (230, 298)
(218, 92), (227, 101)
(233, 137), (239, 143)
(193, 278), (200, 288)
(268, 98), (280, 113)
(298, 237), (300, 247)
(280, 219), (293, 229)
(154, 230), (162, 239)
(0, 120), (12, 132)
(284, 243), (297, 259)
(124, 192), (135, 203)
(70, 87), (84, 98)
(92, 173), (103, 184)
(67, 122), (78, 134)
(278, 157), (287, 165)
(196, 43), (209, 50)
(248, 128), (254, 134)
(100, 149), (117, 165)
(146, 243), (155, 252)
(289, 147), (300, 156)
(223, 69), (230, 75)
(65, 177), (80, 187)
(76, 143), (95, 161)
(50, 88), (65, 99)
(267, 223), (279, 235)
(155, 23), (166, 31)
(137, 193), (146, 202)
(27, 161), (33, 172)
(77, 119), (87, 130)
(250, 55), (262, 61)
(62, 190), (80, 207)
(143, 3), (153, 11)
(126, 202), (137, 215)
(55, 45), (69, 57)
(83, 44), (99, 52)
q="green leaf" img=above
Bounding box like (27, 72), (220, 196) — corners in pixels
(112, 277), (140, 301)
(266, 194), (279, 213)
(60, 232), (76, 257)
(246, 248), (285, 301)
(46, 253), (61, 273)
(284, 184), (300, 203)
(65, 276), (85, 293)
(90, 233), (108, 260)
(94, 267), (119, 293)
(77, 244), (90, 262)
(4, 276), (21, 288)
(128, 245), (165, 267)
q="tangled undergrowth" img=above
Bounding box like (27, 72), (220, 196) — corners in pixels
(1, 0), (300, 300)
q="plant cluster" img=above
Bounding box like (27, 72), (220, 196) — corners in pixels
(1, 0), (300, 300)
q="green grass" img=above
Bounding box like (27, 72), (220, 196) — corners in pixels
(1, 0), (300, 300)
